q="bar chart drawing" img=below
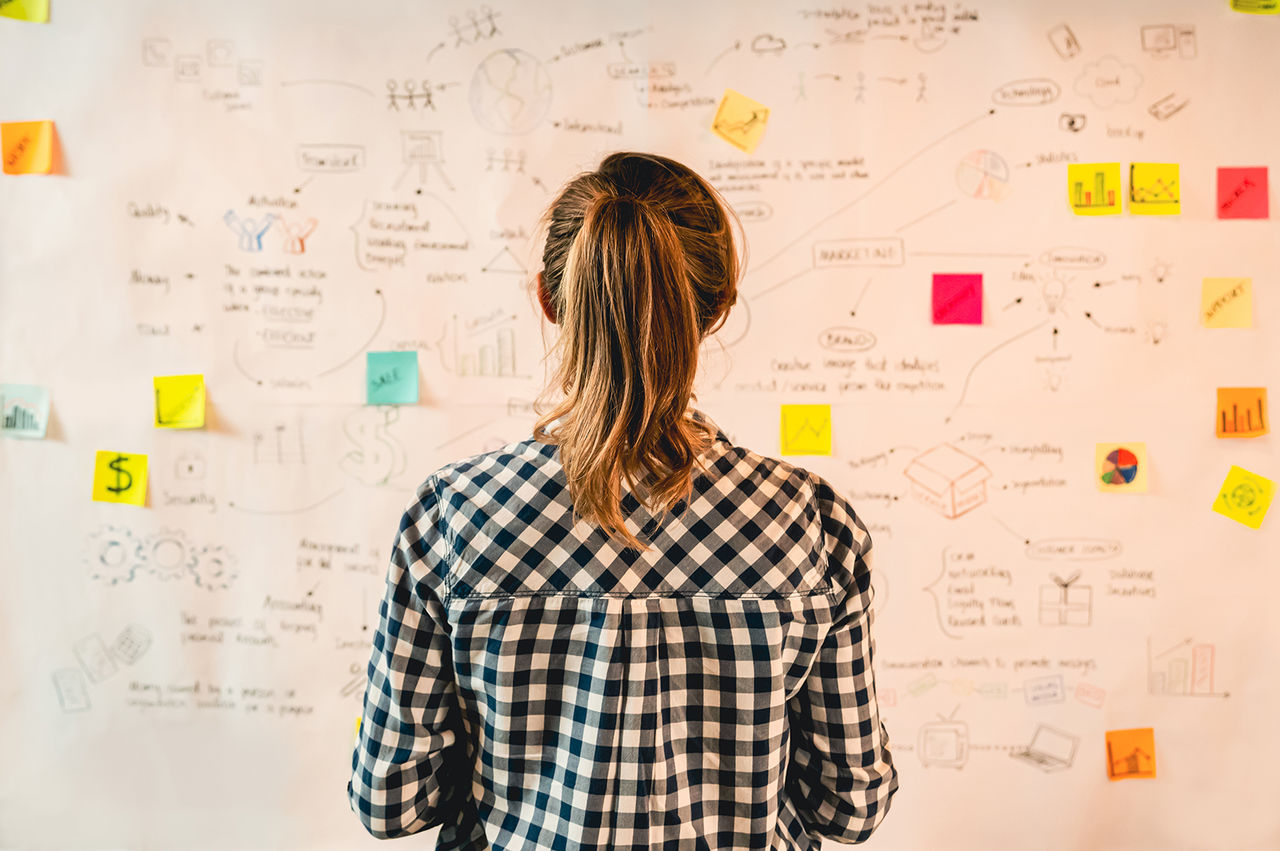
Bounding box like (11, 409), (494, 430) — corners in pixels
(1147, 637), (1227, 698)
(453, 314), (519, 378)
(1067, 163), (1121, 215)
(1216, 387), (1268, 438)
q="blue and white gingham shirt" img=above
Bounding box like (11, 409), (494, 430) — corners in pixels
(349, 406), (898, 849)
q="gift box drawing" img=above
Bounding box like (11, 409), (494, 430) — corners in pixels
(904, 443), (992, 518)
(1039, 571), (1092, 626)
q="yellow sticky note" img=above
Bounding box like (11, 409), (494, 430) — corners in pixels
(154, 374), (206, 428)
(92, 451), (149, 506)
(1216, 387), (1268, 438)
(1068, 163), (1122, 215)
(1095, 443), (1148, 492)
(1230, 0), (1279, 14)
(353, 716), (362, 745)
(1213, 465), (1275, 529)
(781, 404), (831, 455)
(712, 89), (770, 154)
(0, 0), (49, 22)
(1106, 728), (1156, 780)
(1201, 277), (1253, 328)
(1129, 163), (1180, 215)
(2, 120), (55, 174)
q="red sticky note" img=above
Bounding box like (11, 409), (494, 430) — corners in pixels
(932, 274), (983, 324)
(1217, 167), (1269, 219)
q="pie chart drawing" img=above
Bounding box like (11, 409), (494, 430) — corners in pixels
(955, 150), (1012, 201)
(1101, 448), (1139, 485)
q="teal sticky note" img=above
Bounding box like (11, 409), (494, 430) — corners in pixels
(1, 383), (50, 438)
(366, 351), (418, 405)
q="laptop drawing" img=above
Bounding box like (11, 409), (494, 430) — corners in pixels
(1010, 724), (1078, 772)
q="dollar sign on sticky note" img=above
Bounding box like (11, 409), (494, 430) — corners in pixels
(92, 451), (149, 506)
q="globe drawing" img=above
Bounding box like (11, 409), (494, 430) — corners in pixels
(469, 49), (552, 134)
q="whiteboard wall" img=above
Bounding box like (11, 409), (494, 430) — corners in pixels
(2, 1), (1278, 849)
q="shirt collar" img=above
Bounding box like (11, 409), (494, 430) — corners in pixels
(687, 404), (729, 445)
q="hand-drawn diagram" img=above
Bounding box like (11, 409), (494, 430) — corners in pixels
(385, 79), (437, 110)
(52, 669), (92, 712)
(469, 49), (552, 134)
(224, 210), (276, 252)
(1046, 23), (1081, 59)
(1074, 56), (1143, 108)
(85, 526), (237, 590)
(174, 451), (207, 480)
(904, 444), (992, 518)
(339, 407), (408, 486)
(253, 420), (308, 464)
(279, 217), (318, 254)
(441, 312), (521, 378)
(1140, 25), (1196, 59)
(1147, 637), (1227, 698)
(1010, 724), (1078, 772)
(1038, 572), (1092, 626)
(448, 6), (501, 47)
(918, 707), (969, 769)
(395, 131), (455, 191)
(955, 150), (1011, 201)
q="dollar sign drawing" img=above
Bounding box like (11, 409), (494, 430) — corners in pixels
(106, 454), (133, 495)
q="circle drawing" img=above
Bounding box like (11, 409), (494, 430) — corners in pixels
(1100, 448), (1139, 486)
(469, 49), (552, 134)
(955, 150), (1011, 200)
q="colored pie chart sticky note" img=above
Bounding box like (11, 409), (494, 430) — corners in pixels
(712, 89), (770, 154)
(0, 0), (49, 22)
(2, 120), (56, 174)
(932, 274), (983, 324)
(1217, 167), (1269, 218)
(1213, 465), (1274, 529)
(1201, 277), (1253, 328)
(780, 404), (831, 455)
(1215, 387), (1268, 438)
(366, 351), (418, 405)
(92, 451), (149, 506)
(1068, 163), (1122, 216)
(1106, 728), (1156, 780)
(154, 374), (206, 428)
(1095, 443), (1148, 492)
(1128, 163), (1180, 215)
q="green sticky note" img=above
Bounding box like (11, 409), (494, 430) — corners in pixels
(0, 0), (50, 22)
(1, 383), (50, 438)
(154, 374), (206, 428)
(366, 351), (418, 405)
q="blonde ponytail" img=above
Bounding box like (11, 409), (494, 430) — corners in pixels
(533, 153), (739, 551)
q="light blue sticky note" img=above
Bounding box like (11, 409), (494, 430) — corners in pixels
(1, 383), (50, 438)
(366, 351), (418, 405)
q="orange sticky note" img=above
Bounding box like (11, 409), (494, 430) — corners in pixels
(2, 121), (55, 174)
(1106, 728), (1156, 780)
(712, 89), (770, 154)
(1216, 387), (1268, 438)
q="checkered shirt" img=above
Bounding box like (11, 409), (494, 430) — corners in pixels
(349, 406), (898, 849)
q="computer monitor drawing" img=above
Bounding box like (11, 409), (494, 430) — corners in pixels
(1010, 724), (1077, 772)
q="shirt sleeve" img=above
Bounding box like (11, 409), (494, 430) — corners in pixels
(785, 472), (899, 843)
(348, 475), (473, 839)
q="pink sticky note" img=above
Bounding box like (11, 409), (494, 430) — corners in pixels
(1217, 167), (1269, 219)
(932, 274), (983, 324)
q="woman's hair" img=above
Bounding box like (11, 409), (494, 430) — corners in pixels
(532, 151), (740, 551)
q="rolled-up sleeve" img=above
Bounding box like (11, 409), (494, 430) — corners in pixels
(786, 473), (899, 843)
(348, 475), (472, 839)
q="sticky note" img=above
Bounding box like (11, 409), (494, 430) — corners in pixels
(154, 374), (206, 428)
(92, 451), (149, 506)
(780, 404), (831, 455)
(1, 120), (55, 174)
(1217, 167), (1269, 218)
(1216, 387), (1268, 438)
(1095, 443), (1148, 493)
(932, 274), (983, 324)
(0, 383), (50, 438)
(1106, 728), (1156, 780)
(1230, 0), (1279, 13)
(366, 351), (418, 405)
(1068, 163), (1122, 216)
(0, 0), (49, 22)
(354, 716), (362, 745)
(712, 89), (770, 154)
(1201, 277), (1253, 328)
(1213, 465), (1274, 529)
(1129, 163), (1180, 215)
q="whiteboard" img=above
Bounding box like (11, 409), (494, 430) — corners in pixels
(2, 1), (1278, 848)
